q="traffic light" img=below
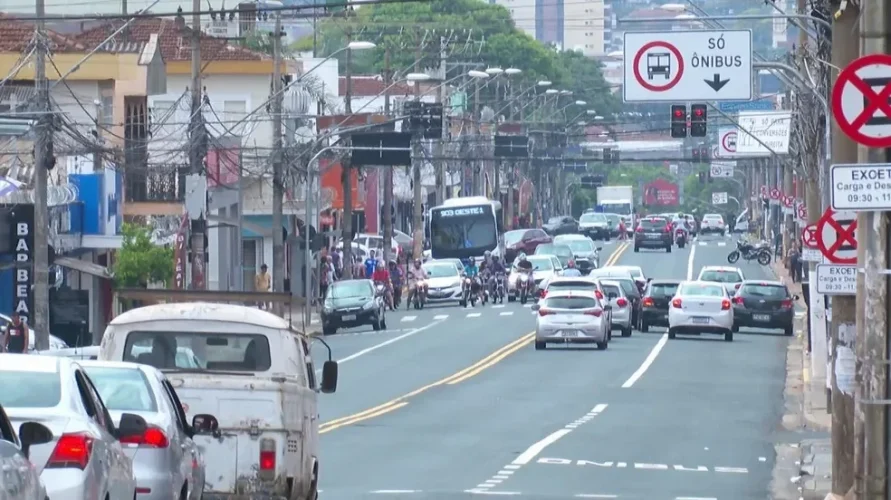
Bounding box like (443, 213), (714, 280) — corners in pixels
(690, 104), (707, 137)
(692, 147), (701, 163)
(670, 104), (687, 138)
(698, 172), (705, 184)
(422, 102), (443, 139)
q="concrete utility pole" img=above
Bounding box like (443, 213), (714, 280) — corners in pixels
(472, 79), (481, 196)
(855, 1), (888, 497)
(382, 47), (393, 264)
(271, 15), (285, 303)
(829, 7), (858, 495)
(32, 0), (50, 350)
(341, 27), (354, 279)
(434, 36), (447, 206)
(411, 37), (424, 260)
(782, 162), (793, 255)
(188, 0), (206, 290)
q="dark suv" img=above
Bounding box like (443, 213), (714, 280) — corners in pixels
(731, 280), (798, 336)
(633, 217), (673, 253)
(639, 279), (681, 332)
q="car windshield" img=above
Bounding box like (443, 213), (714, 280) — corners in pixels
(424, 264), (458, 278)
(0, 371), (61, 408)
(741, 284), (789, 298)
(681, 284), (726, 297)
(548, 281), (597, 292)
(84, 366), (157, 412)
(639, 219), (667, 230)
(123, 332), (272, 372)
(700, 270), (742, 283)
(504, 230), (525, 246)
(527, 257), (553, 270)
(649, 283), (679, 297)
(704, 215), (723, 222)
(537, 244), (573, 257)
(328, 281), (373, 298)
(601, 284), (621, 297)
(547, 217), (563, 224)
(543, 296), (598, 309)
(580, 213), (606, 223)
(565, 240), (595, 252)
(617, 267), (643, 279)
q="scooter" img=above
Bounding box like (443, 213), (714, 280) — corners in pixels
(517, 271), (534, 305)
(374, 282), (391, 309)
(675, 228), (687, 249)
(494, 272), (506, 304)
(407, 280), (426, 310)
(460, 277), (477, 307)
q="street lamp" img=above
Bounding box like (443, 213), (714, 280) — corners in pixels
(346, 40), (377, 50)
(575, 100), (587, 106)
(468, 70), (491, 78)
(505, 68), (522, 75)
(538, 80), (552, 87)
(485, 67), (504, 75)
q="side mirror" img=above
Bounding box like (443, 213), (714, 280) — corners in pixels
(18, 421), (52, 458)
(191, 414), (220, 434)
(321, 360), (338, 394)
(596, 247), (603, 252)
(116, 413), (147, 440)
(531, 304), (541, 311)
(647, 277), (653, 283)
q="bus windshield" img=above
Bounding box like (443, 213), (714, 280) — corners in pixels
(600, 203), (632, 215)
(430, 203), (498, 259)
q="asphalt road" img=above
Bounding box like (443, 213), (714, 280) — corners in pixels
(313, 234), (791, 500)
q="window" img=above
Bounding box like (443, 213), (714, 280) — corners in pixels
(649, 283), (679, 297)
(83, 366), (157, 412)
(741, 284), (789, 298)
(423, 264), (459, 278)
(681, 284), (725, 297)
(161, 380), (189, 433)
(639, 218), (668, 229)
(123, 331), (272, 372)
(0, 371), (61, 408)
(601, 284), (621, 298)
(699, 270), (742, 283)
(327, 280), (373, 299)
(579, 213), (606, 223)
(536, 244), (573, 258)
(82, 374), (116, 436)
(543, 296), (599, 309)
(617, 279), (639, 296)
(525, 257), (553, 270)
(548, 281), (597, 293)
(566, 240), (594, 252)
(504, 230), (525, 247)
(100, 95), (114, 125)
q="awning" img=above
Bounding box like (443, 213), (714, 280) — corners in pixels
(54, 256), (113, 280)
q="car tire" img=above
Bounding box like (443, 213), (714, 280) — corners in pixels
(666, 245), (672, 253)
(597, 341), (608, 350)
(534, 341), (546, 350)
(323, 325), (337, 336)
(732, 323), (739, 333)
(621, 326), (632, 337)
(725, 331), (734, 342)
(634, 245), (640, 252)
(668, 328), (676, 339)
(640, 320), (649, 333)
(380, 315), (388, 330)
(784, 325), (794, 336)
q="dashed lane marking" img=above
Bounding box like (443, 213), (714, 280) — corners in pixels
(467, 313), (482, 318)
(370, 490), (419, 494)
(717, 242), (727, 247)
(575, 495), (619, 499)
(698, 241), (707, 246)
(433, 315), (449, 320)
(500, 311), (514, 316)
(401, 316), (417, 322)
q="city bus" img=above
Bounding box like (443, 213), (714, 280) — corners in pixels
(428, 196), (503, 260)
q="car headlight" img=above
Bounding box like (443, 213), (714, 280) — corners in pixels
(363, 300), (376, 310)
(323, 301), (333, 312)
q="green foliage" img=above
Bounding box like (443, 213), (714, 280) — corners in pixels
(113, 223), (174, 288)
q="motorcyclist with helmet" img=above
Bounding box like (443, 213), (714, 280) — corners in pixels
(479, 250), (506, 297)
(371, 257), (393, 309)
(406, 258), (428, 309)
(462, 257), (485, 304)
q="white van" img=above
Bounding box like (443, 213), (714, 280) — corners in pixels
(99, 302), (337, 500)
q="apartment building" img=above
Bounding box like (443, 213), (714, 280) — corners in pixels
(491, 0), (606, 56)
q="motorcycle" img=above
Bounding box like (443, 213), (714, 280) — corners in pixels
(494, 272), (506, 304)
(727, 240), (772, 265)
(675, 228), (687, 249)
(407, 280), (426, 310)
(460, 277), (477, 307)
(374, 282), (390, 309)
(517, 271), (534, 305)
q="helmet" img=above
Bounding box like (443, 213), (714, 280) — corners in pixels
(518, 253), (527, 261)
(484, 250), (491, 258)
(414, 258), (422, 266)
(567, 260), (576, 268)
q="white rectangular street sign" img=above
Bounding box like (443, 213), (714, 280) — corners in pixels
(710, 162), (735, 178)
(830, 163), (891, 211)
(816, 264), (857, 295)
(716, 127), (739, 159)
(712, 192), (728, 205)
(622, 30), (753, 102)
(735, 111), (791, 155)
(801, 247), (822, 262)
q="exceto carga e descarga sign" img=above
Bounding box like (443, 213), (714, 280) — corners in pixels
(830, 163), (891, 211)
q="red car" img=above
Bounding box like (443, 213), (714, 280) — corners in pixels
(503, 229), (552, 263)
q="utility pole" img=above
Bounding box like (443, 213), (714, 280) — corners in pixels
(382, 47), (393, 264)
(782, 162), (793, 255)
(411, 35), (424, 260)
(188, 0), (206, 290)
(341, 27), (355, 279)
(829, 6), (858, 495)
(472, 79), (481, 196)
(856, 1), (888, 497)
(271, 14), (285, 307)
(32, 0), (50, 350)
(434, 36), (447, 206)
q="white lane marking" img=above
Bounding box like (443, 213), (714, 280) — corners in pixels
(315, 320), (446, 374)
(465, 491), (522, 496)
(370, 490), (419, 494)
(717, 242), (727, 247)
(621, 334), (669, 388)
(576, 495), (618, 499)
(500, 311), (514, 316)
(401, 316), (417, 322)
(676, 497), (718, 500)
(467, 313), (482, 318)
(513, 429), (572, 465)
(687, 241), (697, 280)
(698, 241), (707, 246)
(434, 314), (449, 320)
(758, 456), (767, 462)
(492, 304), (505, 308)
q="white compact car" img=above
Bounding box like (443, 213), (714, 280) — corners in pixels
(600, 279), (634, 337)
(533, 291), (609, 350)
(0, 403), (53, 500)
(697, 266), (745, 296)
(668, 281), (735, 341)
(0, 354), (146, 500)
(423, 261), (465, 304)
(700, 213), (727, 236)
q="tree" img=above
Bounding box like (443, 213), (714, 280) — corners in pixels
(114, 223), (174, 288)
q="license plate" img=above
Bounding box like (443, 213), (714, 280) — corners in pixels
(753, 314), (771, 322)
(691, 317), (710, 324)
(341, 315), (356, 321)
(647, 233), (660, 238)
(662, 314), (669, 320)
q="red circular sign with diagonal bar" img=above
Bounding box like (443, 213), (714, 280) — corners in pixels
(832, 53), (891, 148)
(801, 224), (818, 248)
(632, 41), (685, 92)
(816, 208), (858, 264)
(798, 203), (808, 220)
(783, 195), (794, 208)
(721, 130), (737, 153)
(770, 187), (781, 200)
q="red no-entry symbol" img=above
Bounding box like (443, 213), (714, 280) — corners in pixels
(770, 188), (781, 200)
(632, 41), (685, 92)
(816, 209), (858, 264)
(801, 224), (818, 248)
(832, 53), (891, 148)
(783, 195), (794, 208)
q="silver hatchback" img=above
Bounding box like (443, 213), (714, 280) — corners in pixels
(533, 291), (610, 350)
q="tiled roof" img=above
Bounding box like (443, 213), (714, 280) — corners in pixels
(0, 14), (85, 52)
(70, 18), (268, 62)
(338, 76), (415, 97)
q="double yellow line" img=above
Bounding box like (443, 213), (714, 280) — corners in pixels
(318, 241), (630, 434)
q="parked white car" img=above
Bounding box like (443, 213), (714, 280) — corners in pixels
(0, 403), (53, 500)
(668, 281), (735, 341)
(80, 360), (216, 500)
(0, 354), (145, 500)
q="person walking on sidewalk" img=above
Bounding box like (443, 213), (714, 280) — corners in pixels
(255, 264), (272, 310)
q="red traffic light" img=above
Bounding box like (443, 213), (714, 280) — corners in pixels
(693, 109), (704, 117)
(674, 109), (684, 117)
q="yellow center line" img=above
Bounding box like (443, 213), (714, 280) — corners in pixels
(319, 242), (629, 433)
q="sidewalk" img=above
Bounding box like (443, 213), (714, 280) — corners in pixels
(768, 259), (833, 500)
(286, 304), (322, 336)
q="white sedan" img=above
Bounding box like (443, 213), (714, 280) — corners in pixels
(668, 281), (735, 341)
(697, 266), (745, 296)
(532, 291), (609, 350)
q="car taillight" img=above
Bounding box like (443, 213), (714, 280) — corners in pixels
(642, 297), (655, 307)
(635, 226), (644, 233)
(721, 299), (731, 310)
(616, 298), (628, 308)
(671, 298), (682, 309)
(538, 308), (555, 316)
(120, 426), (169, 448)
(585, 308), (603, 317)
(540, 289), (548, 298)
(595, 290), (603, 299)
(781, 299), (793, 309)
(732, 296), (744, 305)
(735, 283), (741, 289)
(46, 433), (93, 470)
(259, 438), (276, 480)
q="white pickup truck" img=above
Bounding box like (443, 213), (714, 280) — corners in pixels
(99, 302), (338, 500)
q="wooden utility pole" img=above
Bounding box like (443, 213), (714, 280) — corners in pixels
(856, 1), (888, 497)
(32, 0), (50, 350)
(829, 5), (858, 495)
(382, 47), (394, 264)
(271, 14), (285, 304)
(341, 27), (355, 278)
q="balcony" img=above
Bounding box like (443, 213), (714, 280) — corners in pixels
(125, 166), (187, 203)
